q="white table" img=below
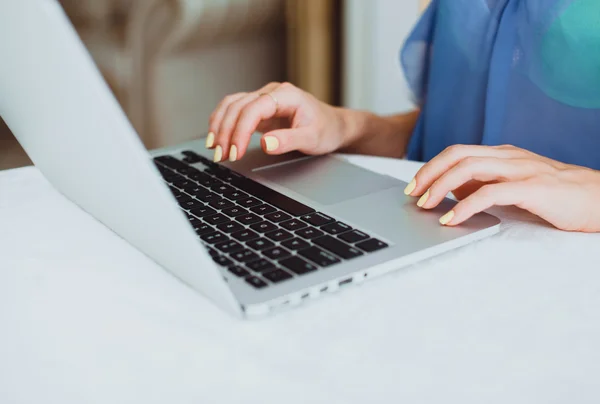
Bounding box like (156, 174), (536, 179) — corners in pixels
(2, 156), (600, 404)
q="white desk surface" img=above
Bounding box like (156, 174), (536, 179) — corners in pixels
(1, 155), (600, 404)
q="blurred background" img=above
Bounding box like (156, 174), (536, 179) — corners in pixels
(0, 0), (427, 170)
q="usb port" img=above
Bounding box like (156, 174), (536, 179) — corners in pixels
(339, 278), (353, 287)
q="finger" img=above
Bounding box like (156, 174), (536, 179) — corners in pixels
(260, 127), (314, 155)
(439, 181), (530, 226)
(214, 93), (261, 161)
(213, 82), (282, 161)
(227, 83), (305, 160)
(407, 145), (526, 196)
(419, 157), (544, 209)
(208, 92), (247, 148)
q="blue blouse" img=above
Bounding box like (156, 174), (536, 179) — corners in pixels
(401, 0), (600, 170)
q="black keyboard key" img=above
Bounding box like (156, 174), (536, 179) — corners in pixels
(197, 192), (220, 203)
(295, 227), (324, 240)
(176, 166), (201, 176)
(265, 229), (293, 242)
(222, 190), (249, 200)
(209, 198), (236, 210)
(203, 167), (226, 177)
(194, 223), (213, 235)
(161, 169), (179, 180)
(210, 183), (235, 194)
(246, 238), (276, 251)
(265, 211), (292, 223)
(281, 237), (310, 251)
(156, 163), (174, 174)
(231, 229), (260, 242)
(279, 256), (318, 275)
(204, 213), (231, 226)
(250, 204), (277, 216)
(154, 155), (187, 170)
(356, 238), (389, 253)
(215, 240), (244, 254)
(212, 255), (234, 267)
(206, 247), (220, 257)
(222, 206), (249, 217)
(263, 269), (293, 283)
(246, 276), (268, 289)
(230, 177), (315, 216)
(169, 185), (181, 196)
(262, 246), (291, 260)
(181, 150), (204, 164)
(339, 230), (370, 243)
(280, 219), (308, 232)
(313, 235), (364, 260)
(185, 186), (211, 198)
(201, 231), (228, 244)
(190, 206), (217, 218)
(298, 247), (341, 267)
(301, 212), (335, 227)
(246, 259), (276, 273)
(212, 170), (242, 183)
(165, 173), (187, 185)
(228, 265), (250, 278)
(230, 249), (260, 263)
(250, 221), (278, 233)
(321, 221), (353, 235)
(217, 221), (245, 234)
(236, 213), (262, 225)
(179, 198), (206, 211)
(175, 193), (192, 204)
(191, 172), (221, 187)
(186, 213), (201, 225)
(237, 197), (262, 209)
(172, 179), (196, 190)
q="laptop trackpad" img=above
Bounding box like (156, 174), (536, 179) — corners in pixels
(253, 156), (399, 205)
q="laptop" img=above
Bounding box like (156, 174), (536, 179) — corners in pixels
(0, 0), (500, 318)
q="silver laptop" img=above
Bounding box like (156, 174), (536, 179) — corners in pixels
(0, 0), (500, 318)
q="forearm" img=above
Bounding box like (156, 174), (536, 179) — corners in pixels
(337, 109), (420, 158)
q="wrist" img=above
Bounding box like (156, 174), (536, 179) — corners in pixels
(338, 108), (419, 158)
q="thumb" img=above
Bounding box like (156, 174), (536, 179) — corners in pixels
(261, 128), (314, 155)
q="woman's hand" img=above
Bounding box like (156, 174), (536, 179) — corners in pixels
(404, 144), (600, 232)
(206, 82), (350, 162)
(207, 82), (418, 162)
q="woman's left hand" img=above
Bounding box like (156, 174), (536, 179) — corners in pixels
(404, 144), (600, 232)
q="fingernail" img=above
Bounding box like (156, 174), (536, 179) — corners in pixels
(229, 145), (238, 162)
(404, 178), (416, 195)
(439, 210), (455, 225)
(213, 145), (223, 162)
(264, 136), (279, 152)
(417, 190), (429, 208)
(205, 132), (215, 148)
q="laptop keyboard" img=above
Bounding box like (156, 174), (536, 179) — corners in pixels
(154, 151), (389, 289)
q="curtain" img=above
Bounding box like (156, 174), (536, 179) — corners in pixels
(285, 0), (341, 105)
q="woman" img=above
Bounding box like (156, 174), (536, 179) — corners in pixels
(205, 0), (600, 233)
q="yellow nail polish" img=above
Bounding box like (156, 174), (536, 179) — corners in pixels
(205, 132), (215, 148)
(264, 136), (279, 152)
(229, 145), (238, 162)
(439, 210), (455, 225)
(213, 145), (223, 162)
(417, 190), (429, 208)
(404, 178), (416, 195)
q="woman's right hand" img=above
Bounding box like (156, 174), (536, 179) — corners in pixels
(206, 82), (351, 162)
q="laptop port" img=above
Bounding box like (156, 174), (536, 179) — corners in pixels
(339, 278), (353, 287)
